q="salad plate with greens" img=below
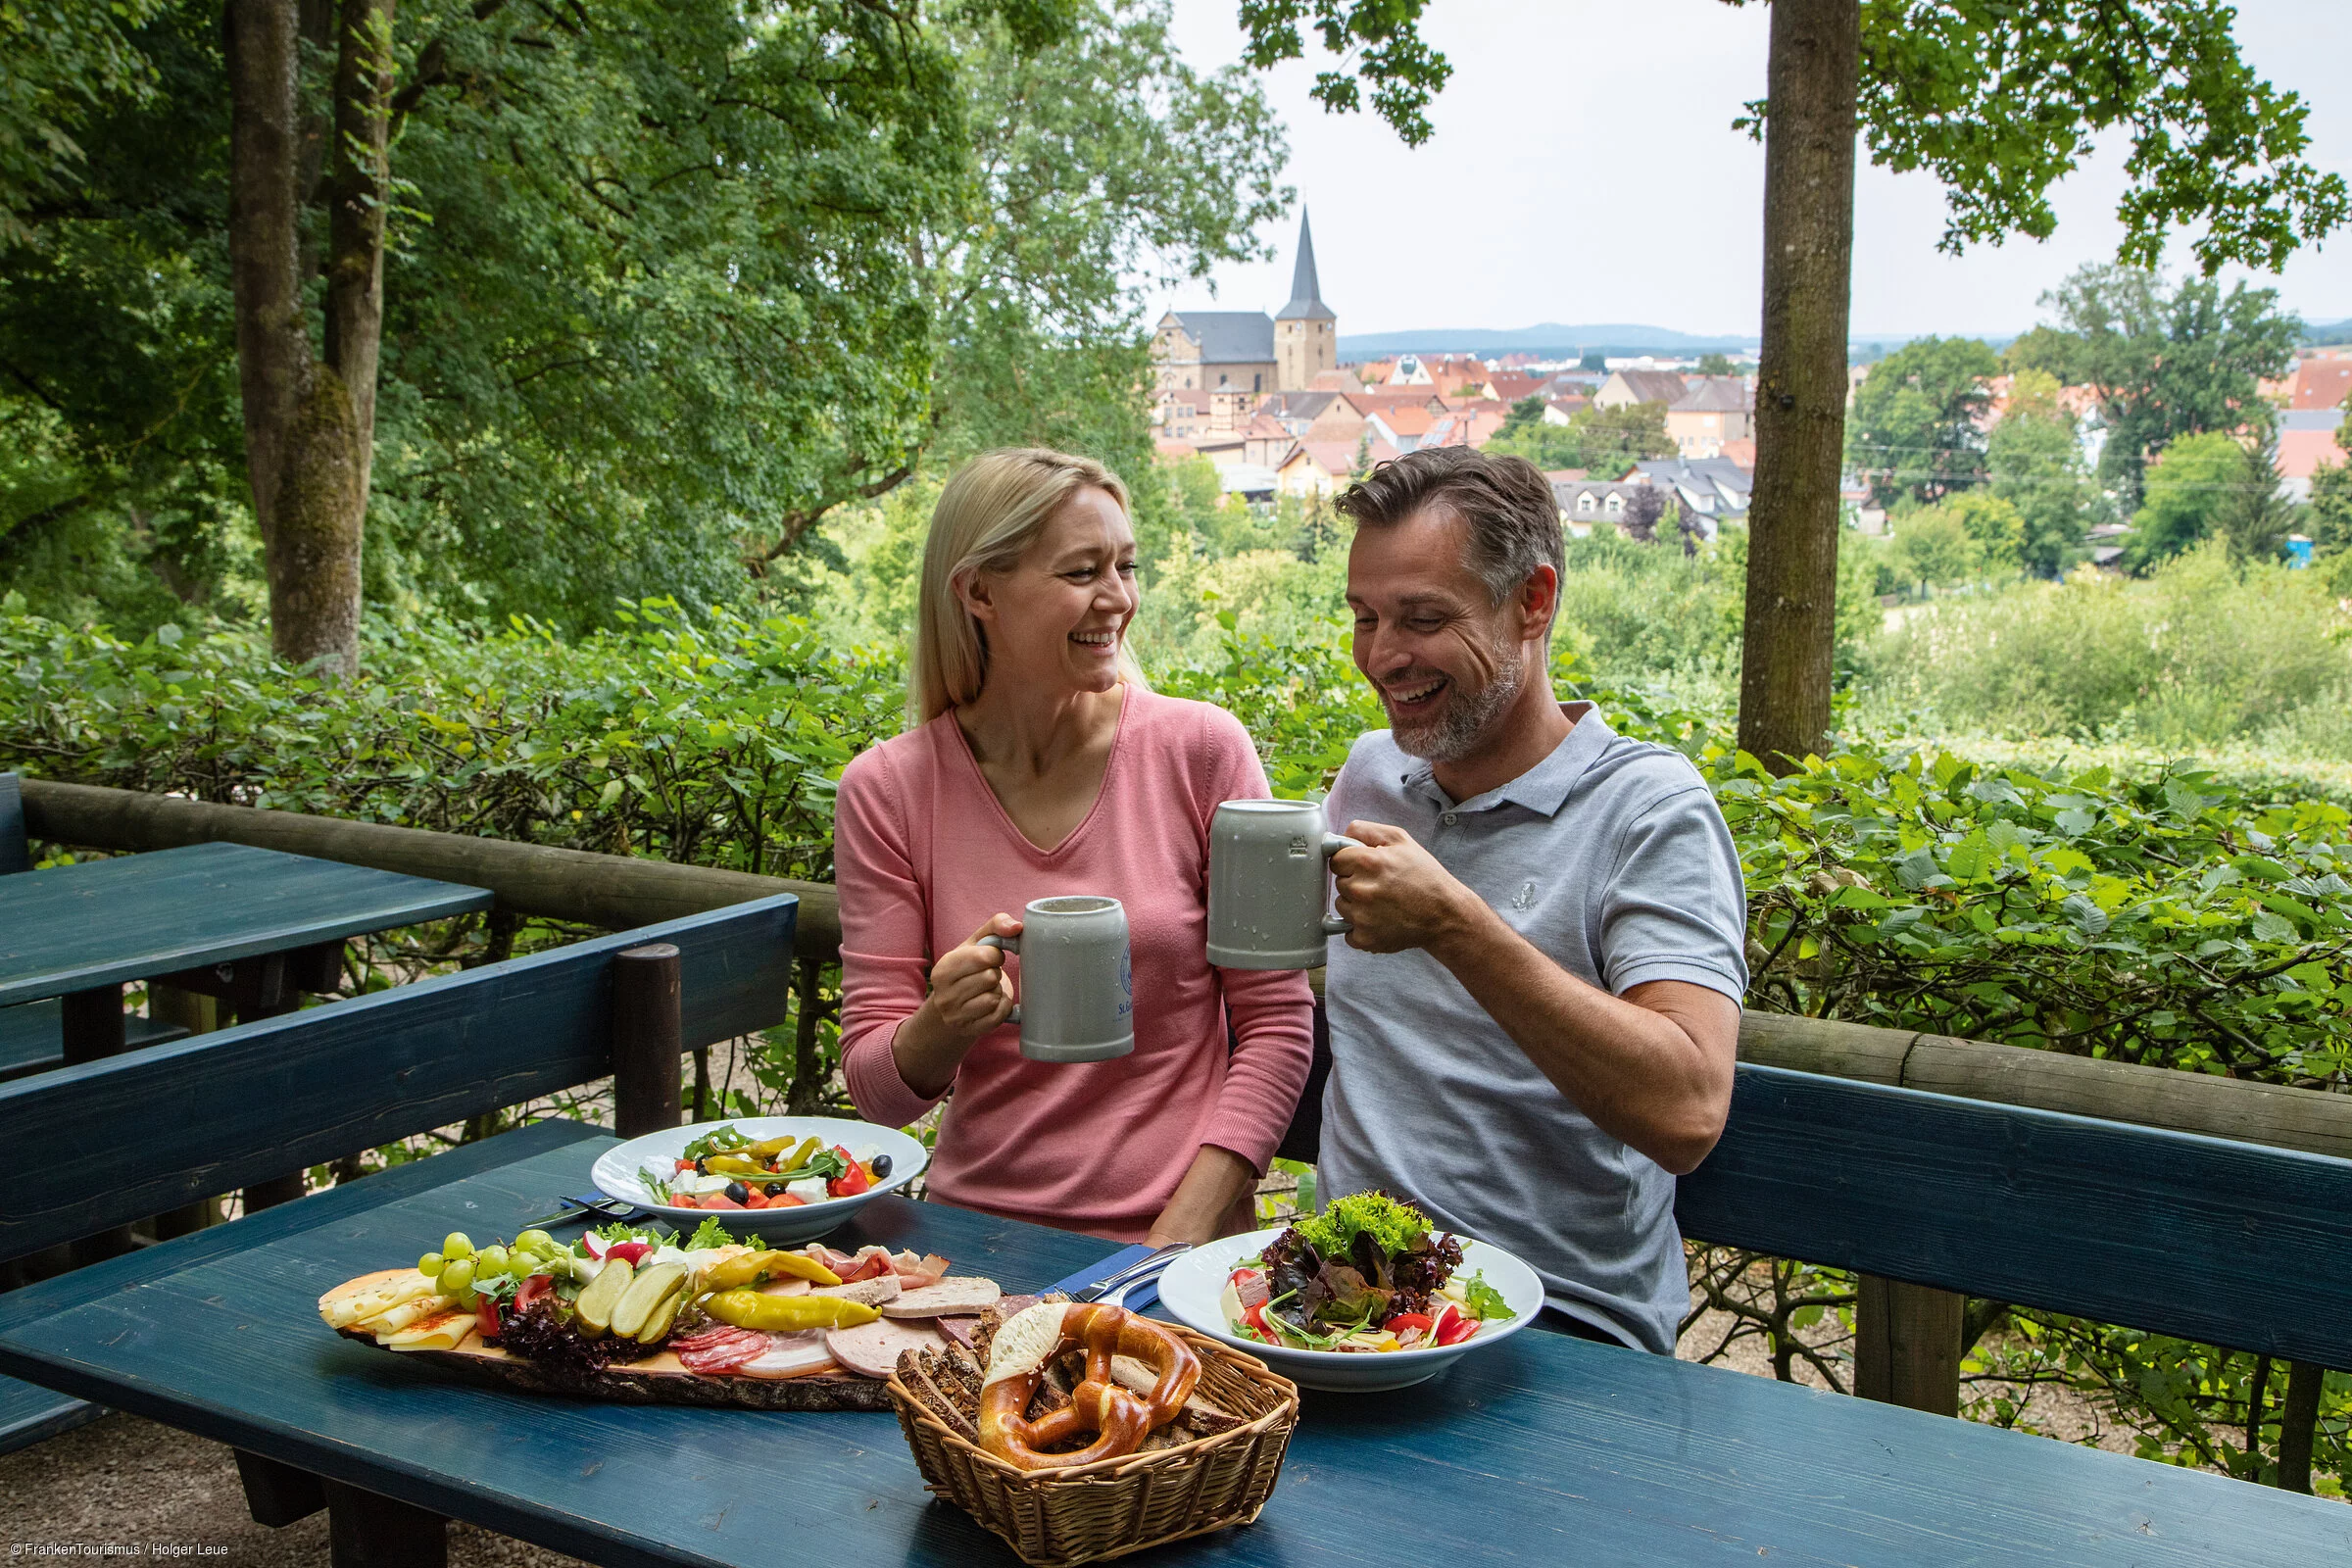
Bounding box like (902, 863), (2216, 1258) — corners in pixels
(1155, 1194), (1544, 1392)
(592, 1116), (928, 1243)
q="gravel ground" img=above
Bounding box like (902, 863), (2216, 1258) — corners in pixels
(0, 1413), (584, 1567)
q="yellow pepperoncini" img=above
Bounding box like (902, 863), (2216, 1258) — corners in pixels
(697, 1249), (842, 1294)
(701, 1289), (879, 1332)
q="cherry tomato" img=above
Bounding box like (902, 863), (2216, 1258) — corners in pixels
(475, 1294), (501, 1339)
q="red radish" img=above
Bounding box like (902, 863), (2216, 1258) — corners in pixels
(604, 1241), (654, 1266)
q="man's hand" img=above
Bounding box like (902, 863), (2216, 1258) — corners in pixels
(1331, 820), (1486, 955)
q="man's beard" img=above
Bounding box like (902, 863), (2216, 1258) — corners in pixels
(1388, 642), (1525, 764)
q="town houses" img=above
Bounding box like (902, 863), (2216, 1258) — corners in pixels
(1152, 213), (1762, 522)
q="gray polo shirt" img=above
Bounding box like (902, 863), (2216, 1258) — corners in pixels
(1318, 702), (1748, 1353)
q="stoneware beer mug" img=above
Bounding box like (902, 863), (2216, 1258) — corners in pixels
(1206, 799), (1357, 969)
(977, 896), (1135, 1062)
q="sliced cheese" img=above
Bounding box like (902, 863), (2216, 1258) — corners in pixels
(381, 1309), (474, 1351)
(982, 1301), (1069, 1388)
(363, 1295), (460, 1339)
(320, 1270), (436, 1329)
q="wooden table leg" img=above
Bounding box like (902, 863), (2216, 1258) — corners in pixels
(324, 1479), (447, 1568)
(229, 956), (311, 1212)
(59, 984), (127, 1064)
(151, 980), (226, 1240)
(235, 1450), (327, 1527)
(63, 985), (136, 1264)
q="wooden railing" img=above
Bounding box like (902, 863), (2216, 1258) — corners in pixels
(24, 774), (2352, 1420)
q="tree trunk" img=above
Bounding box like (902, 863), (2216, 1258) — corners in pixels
(1736, 0), (1858, 772)
(225, 0), (394, 679)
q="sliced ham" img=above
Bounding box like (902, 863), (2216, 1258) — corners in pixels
(892, 1250), (951, 1287)
(996, 1294), (1040, 1318)
(832, 1247), (897, 1284)
(735, 1330), (838, 1380)
(882, 1278), (1002, 1318)
(935, 1316), (980, 1348)
(810, 1273), (901, 1306)
(824, 1317), (948, 1380)
(1234, 1272), (1271, 1311)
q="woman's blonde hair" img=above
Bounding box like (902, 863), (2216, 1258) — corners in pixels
(908, 448), (1148, 724)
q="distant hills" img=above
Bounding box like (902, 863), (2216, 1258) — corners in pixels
(1335, 315), (2352, 358)
(1337, 323), (1758, 357)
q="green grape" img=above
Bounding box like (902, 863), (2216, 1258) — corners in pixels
(514, 1230), (557, 1256)
(440, 1256), (475, 1293)
(457, 1287), (480, 1310)
(417, 1252), (444, 1278)
(442, 1232), (474, 1261)
(477, 1245), (511, 1277)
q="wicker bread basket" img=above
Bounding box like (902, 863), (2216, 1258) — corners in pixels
(886, 1324), (1299, 1567)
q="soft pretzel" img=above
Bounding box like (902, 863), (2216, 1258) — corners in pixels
(976, 1302), (1201, 1471)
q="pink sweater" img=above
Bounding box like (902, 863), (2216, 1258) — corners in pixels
(834, 688), (1315, 1241)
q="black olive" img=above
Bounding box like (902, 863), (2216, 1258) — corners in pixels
(723, 1180), (748, 1202)
(870, 1153), (893, 1179)
(694, 1157), (710, 1175)
(763, 1183), (784, 1199)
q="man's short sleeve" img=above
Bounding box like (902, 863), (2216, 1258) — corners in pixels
(1598, 783), (1749, 1003)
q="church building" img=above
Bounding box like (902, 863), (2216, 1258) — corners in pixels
(1153, 212), (1337, 398)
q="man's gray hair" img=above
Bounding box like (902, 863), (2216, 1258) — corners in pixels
(1334, 447), (1564, 617)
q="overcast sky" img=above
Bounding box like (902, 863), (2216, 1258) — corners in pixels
(1149, 0), (2352, 342)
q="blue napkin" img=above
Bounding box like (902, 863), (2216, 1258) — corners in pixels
(1043, 1243), (1159, 1312)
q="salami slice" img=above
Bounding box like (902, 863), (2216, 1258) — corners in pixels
(679, 1330), (768, 1374)
(823, 1317), (948, 1380)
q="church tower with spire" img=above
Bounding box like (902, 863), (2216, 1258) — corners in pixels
(1274, 211), (1337, 392)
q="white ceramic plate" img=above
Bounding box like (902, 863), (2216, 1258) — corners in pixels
(1156, 1226), (1546, 1393)
(591, 1117), (928, 1244)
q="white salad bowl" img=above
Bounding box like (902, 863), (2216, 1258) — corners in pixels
(592, 1116), (928, 1245)
(1156, 1225), (1547, 1393)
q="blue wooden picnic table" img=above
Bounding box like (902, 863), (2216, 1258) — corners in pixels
(0, 1121), (2342, 1567)
(0, 839), (492, 1068)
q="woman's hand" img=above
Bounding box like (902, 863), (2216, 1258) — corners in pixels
(1146, 1146), (1260, 1249)
(891, 913), (1020, 1099)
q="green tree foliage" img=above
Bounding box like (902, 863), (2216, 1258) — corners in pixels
(2128, 431), (2247, 569)
(0, 0), (167, 243)
(1488, 400), (1673, 477)
(1886, 505), (1984, 591)
(0, 0), (1284, 639)
(1696, 353), (1736, 375)
(1845, 336), (2001, 506)
(2311, 463), (2352, 561)
(1986, 369), (2097, 576)
(2214, 432), (2294, 565)
(2041, 265), (2300, 509)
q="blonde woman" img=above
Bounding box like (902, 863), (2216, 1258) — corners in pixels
(833, 449), (1314, 1246)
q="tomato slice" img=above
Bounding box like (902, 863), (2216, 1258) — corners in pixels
(475, 1294), (501, 1339)
(1243, 1301), (1272, 1338)
(1229, 1269), (1261, 1289)
(1433, 1305), (1478, 1347)
(771, 1193), (806, 1207)
(702, 1194), (743, 1210)
(514, 1274), (554, 1314)
(826, 1146), (873, 1199)
(1384, 1312), (1434, 1335)
(742, 1189), (770, 1208)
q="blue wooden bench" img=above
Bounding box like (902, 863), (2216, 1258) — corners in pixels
(0, 889), (798, 1544)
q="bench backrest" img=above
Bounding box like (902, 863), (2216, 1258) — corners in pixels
(1677, 1063), (2352, 1369)
(0, 773), (26, 876)
(0, 893), (799, 1263)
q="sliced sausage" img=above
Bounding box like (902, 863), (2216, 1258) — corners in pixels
(811, 1273), (902, 1307)
(880, 1278), (1002, 1318)
(824, 1317), (949, 1380)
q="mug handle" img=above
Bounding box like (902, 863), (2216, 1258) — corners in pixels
(976, 933), (1021, 1023)
(1320, 833), (1361, 936)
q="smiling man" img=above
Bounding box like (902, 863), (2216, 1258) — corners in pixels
(1318, 447), (1749, 1353)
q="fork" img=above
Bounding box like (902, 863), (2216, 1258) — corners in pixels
(1069, 1242), (1193, 1306)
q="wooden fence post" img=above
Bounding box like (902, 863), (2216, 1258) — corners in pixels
(1854, 1275), (1962, 1417)
(612, 943), (683, 1138)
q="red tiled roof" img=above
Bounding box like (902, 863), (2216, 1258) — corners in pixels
(2280, 426), (2349, 480)
(2290, 357), (2352, 412)
(1720, 438), (1756, 469)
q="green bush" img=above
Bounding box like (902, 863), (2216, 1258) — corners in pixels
(1863, 543), (2352, 752)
